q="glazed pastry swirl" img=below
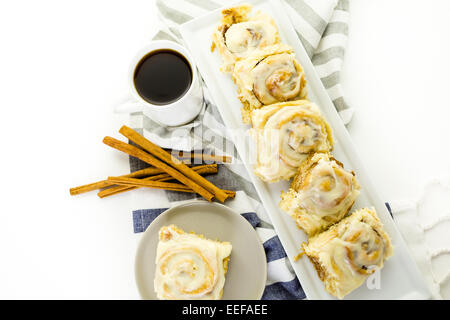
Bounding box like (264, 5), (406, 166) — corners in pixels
(224, 21), (278, 57)
(303, 208), (393, 299)
(233, 44), (307, 123)
(211, 4), (280, 73)
(338, 220), (387, 275)
(250, 100), (333, 182)
(280, 153), (360, 235)
(158, 247), (216, 298)
(154, 225), (232, 300)
(252, 52), (305, 104)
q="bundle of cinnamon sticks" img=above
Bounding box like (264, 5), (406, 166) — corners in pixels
(70, 125), (235, 202)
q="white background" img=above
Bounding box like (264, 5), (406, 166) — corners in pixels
(0, 0), (449, 299)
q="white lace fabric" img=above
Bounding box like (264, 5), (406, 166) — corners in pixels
(390, 178), (450, 299)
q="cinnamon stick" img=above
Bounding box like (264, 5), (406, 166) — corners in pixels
(102, 136), (214, 201)
(97, 164), (218, 198)
(108, 177), (196, 192)
(105, 176), (236, 198)
(69, 166), (171, 195)
(224, 190), (236, 198)
(119, 125), (229, 202)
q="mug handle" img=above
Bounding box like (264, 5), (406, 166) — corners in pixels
(114, 94), (144, 114)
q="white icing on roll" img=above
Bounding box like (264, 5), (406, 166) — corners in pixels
(302, 161), (353, 216)
(250, 101), (333, 182)
(303, 208), (393, 299)
(280, 153), (360, 235)
(224, 21), (278, 57)
(154, 225), (232, 300)
(297, 157), (359, 217)
(232, 44), (307, 124)
(211, 4), (280, 73)
(251, 53), (304, 105)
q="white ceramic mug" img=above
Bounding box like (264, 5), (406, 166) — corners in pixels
(115, 40), (203, 127)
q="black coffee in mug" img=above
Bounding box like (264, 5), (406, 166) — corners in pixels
(133, 49), (192, 105)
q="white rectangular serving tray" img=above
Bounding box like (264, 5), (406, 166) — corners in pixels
(180, 0), (430, 300)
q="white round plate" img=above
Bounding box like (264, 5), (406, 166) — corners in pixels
(135, 200), (267, 300)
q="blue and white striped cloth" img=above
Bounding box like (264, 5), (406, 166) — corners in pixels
(129, 0), (351, 300)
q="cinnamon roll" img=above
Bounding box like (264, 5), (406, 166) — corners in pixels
(233, 44), (307, 123)
(280, 153), (360, 236)
(303, 208), (393, 299)
(211, 4), (280, 73)
(154, 225), (232, 300)
(250, 100), (333, 182)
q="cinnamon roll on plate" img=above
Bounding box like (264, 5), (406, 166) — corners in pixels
(280, 152), (360, 236)
(233, 44), (307, 123)
(250, 100), (333, 183)
(154, 225), (232, 300)
(302, 208), (393, 299)
(211, 4), (280, 73)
